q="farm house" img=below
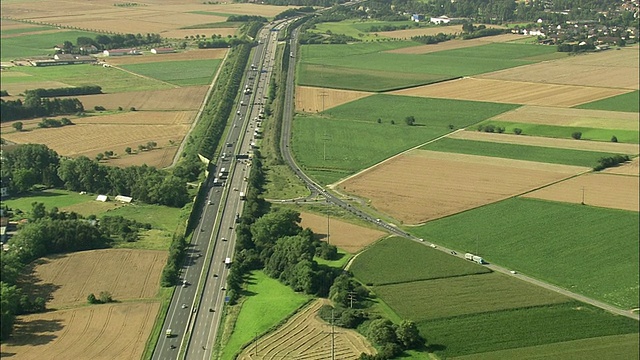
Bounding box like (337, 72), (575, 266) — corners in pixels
(151, 47), (175, 54)
(103, 48), (140, 56)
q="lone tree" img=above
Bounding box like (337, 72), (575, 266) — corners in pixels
(611, 135), (618, 143)
(12, 122), (23, 132)
(571, 131), (582, 140)
(125, 147), (132, 154)
(404, 116), (416, 126)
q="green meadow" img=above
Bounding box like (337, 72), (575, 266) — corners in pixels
(410, 197), (640, 309)
(5, 64), (173, 93)
(576, 90), (640, 113)
(220, 271), (310, 360)
(291, 95), (517, 184)
(477, 120), (640, 143)
(350, 237), (490, 286)
(0, 30), (99, 61)
(121, 59), (221, 86)
(420, 302), (639, 358)
(421, 137), (628, 167)
(374, 272), (570, 321)
(298, 42), (560, 91)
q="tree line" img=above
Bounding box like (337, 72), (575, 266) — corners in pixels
(1, 95), (84, 122)
(1, 144), (189, 207)
(24, 86), (102, 98)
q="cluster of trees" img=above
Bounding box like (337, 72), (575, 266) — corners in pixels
(557, 42), (596, 53)
(460, 23), (507, 39)
(477, 124), (505, 133)
(1, 95), (84, 122)
(274, 6), (316, 21)
(367, 23), (414, 33)
(226, 15), (268, 22)
(411, 32), (455, 45)
(1, 144), (190, 207)
(76, 33), (163, 51)
(38, 117), (74, 128)
(100, 215), (151, 242)
(160, 234), (187, 287)
(594, 154), (630, 171)
(24, 86), (102, 98)
(299, 32), (361, 44)
(87, 291), (114, 304)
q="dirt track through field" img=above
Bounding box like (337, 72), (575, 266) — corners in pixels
(237, 298), (375, 360)
(338, 150), (589, 224)
(74, 87), (208, 111)
(448, 130), (640, 155)
(300, 212), (386, 253)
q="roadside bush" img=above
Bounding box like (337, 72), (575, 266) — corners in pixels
(94, 105), (106, 111)
(571, 131), (582, 140)
(87, 293), (99, 304)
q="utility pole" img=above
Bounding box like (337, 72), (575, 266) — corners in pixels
(327, 209), (330, 245)
(322, 132), (330, 161)
(254, 332), (258, 356)
(347, 291), (356, 308)
(581, 186), (585, 205)
(319, 90), (328, 113)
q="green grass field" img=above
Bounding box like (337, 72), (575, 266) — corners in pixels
(291, 95), (517, 184)
(121, 59), (221, 86)
(421, 137), (628, 167)
(420, 302), (639, 358)
(575, 90), (640, 113)
(298, 42), (560, 91)
(5, 64), (173, 93)
(350, 237), (490, 286)
(2, 189), (90, 213)
(476, 120), (640, 144)
(220, 271), (310, 360)
(374, 272), (570, 321)
(1, 25), (55, 35)
(454, 333), (639, 360)
(0, 30), (99, 61)
(410, 198), (640, 309)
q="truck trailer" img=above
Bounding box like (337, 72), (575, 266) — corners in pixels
(166, 328), (173, 338)
(464, 253), (485, 264)
(225, 257), (232, 268)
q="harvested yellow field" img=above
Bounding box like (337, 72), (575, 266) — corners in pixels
(23, 249), (167, 308)
(300, 212), (386, 253)
(490, 105), (640, 131)
(237, 299), (375, 360)
(338, 150), (589, 224)
(295, 86), (374, 113)
(385, 34), (521, 54)
(2, 302), (160, 360)
(104, 49), (226, 65)
(75, 88), (207, 111)
(390, 77), (630, 107)
(448, 130), (640, 155)
(1, 0), (294, 35)
(479, 47), (639, 89)
(523, 173), (639, 212)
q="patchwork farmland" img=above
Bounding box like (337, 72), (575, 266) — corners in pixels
(299, 212), (386, 254)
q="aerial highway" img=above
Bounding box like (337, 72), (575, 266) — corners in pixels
(151, 21), (287, 360)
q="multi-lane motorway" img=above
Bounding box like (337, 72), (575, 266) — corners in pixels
(152, 22), (286, 360)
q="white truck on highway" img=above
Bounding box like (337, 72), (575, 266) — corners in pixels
(166, 328), (173, 338)
(464, 253), (485, 264)
(225, 257), (232, 268)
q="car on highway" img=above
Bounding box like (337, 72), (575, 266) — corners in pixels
(181, 303), (187, 309)
(221, 237), (227, 242)
(182, 280), (188, 287)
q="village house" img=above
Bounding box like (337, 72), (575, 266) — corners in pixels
(103, 48), (141, 56)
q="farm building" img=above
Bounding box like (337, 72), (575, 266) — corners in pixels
(115, 195), (133, 203)
(103, 48), (140, 56)
(28, 54), (96, 66)
(96, 194), (109, 202)
(430, 16), (466, 25)
(411, 14), (425, 22)
(79, 44), (99, 54)
(151, 47), (175, 54)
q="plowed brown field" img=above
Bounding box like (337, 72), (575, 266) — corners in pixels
(489, 105), (640, 131)
(522, 173), (639, 212)
(0, 302), (159, 360)
(237, 298), (375, 360)
(295, 86), (373, 113)
(22, 249), (167, 308)
(448, 130), (640, 155)
(75, 88), (207, 111)
(300, 212), (386, 253)
(390, 78), (629, 107)
(338, 150), (589, 224)
(479, 47), (639, 89)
